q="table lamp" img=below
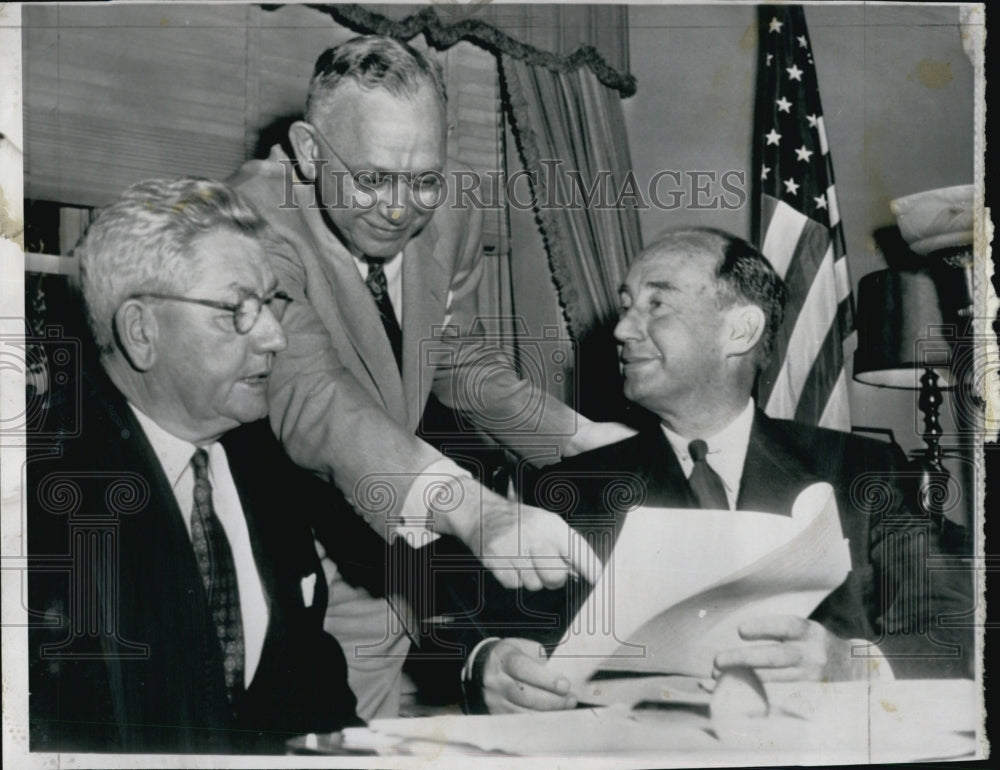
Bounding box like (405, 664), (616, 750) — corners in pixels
(853, 268), (953, 462)
(853, 268), (953, 519)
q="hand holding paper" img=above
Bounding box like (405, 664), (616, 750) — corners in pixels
(714, 615), (870, 682)
(482, 638), (577, 713)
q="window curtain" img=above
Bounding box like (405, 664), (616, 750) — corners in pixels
(500, 56), (642, 341)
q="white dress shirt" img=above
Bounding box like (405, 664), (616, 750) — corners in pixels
(129, 406), (269, 687)
(660, 399), (756, 510)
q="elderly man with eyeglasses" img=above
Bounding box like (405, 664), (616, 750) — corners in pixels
(229, 35), (633, 719)
(27, 177), (372, 753)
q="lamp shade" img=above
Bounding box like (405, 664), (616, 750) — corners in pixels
(853, 269), (953, 389)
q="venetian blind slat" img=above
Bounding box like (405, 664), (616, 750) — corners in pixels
(24, 4), (250, 207)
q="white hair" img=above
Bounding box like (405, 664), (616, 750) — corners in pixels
(76, 177), (269, 353)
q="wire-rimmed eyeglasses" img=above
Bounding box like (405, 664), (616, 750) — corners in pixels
(308, 124), (445, 209)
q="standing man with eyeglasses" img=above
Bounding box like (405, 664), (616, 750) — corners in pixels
(28, 177), (367, 753)
(230, 35), (630, 718)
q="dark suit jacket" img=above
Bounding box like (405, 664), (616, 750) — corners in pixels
(27, 363), (363, 753)
(460, 411), (973, 680)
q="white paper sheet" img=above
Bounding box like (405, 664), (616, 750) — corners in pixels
(547, 482), (852, 693)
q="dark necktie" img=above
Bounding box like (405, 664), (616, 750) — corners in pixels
(190, 448), (245, 706)
(687, 439), (729, 510)
(364, 257), (404, 372)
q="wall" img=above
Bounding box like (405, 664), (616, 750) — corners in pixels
(622, 4), (976, 466)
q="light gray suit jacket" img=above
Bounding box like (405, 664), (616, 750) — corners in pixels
(230, 147), (579, 538)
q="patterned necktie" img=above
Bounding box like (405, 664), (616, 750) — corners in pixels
(190, 448), (245, 706)
(687, 439), (730, 510)
(363, 256), (404, 372)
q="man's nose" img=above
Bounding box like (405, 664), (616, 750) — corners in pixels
(614, 309), (640, 343)
(378, 176), (411, 222)
(251, 305), (287, 353)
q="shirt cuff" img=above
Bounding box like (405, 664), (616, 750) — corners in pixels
(849, 639), (896, 681)
(460, 637), (501, 714)
(395, 457), (473, 542)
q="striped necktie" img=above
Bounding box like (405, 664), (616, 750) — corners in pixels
(190, 448), (245, 706)
(363, 256), (404, 372)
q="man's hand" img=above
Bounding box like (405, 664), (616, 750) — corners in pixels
(562, 420), (637, 458)
(713, 615), (869, 682)
(435, 477), (601, 590)
(481, 638), (577, 713)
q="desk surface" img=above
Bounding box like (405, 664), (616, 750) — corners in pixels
(292, 679), (981, 763)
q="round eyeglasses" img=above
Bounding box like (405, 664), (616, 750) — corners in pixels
(131, 290), (292, 334)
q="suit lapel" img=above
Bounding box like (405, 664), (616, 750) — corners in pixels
(86, 372), (199, 581)
(401, 221), (449, 431)
(300, 205), (408, 420)
(222, 429), (278, 616)
(633, 428), (698, 509)
(736, 411), (816, 515)
(222, 425), (330, 691)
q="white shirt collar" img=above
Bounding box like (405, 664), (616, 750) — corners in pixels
(128, 404), (204, 491)
(353, 251), (403, 273)
(660, 399), (756, 508)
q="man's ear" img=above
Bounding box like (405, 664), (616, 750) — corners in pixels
(723, 304), (766, 358)
(113, 299), (158, 372)
(288, 121), (320, 182)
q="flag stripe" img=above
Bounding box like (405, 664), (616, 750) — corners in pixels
(826, 184), (840, 227)
(757, 216), (834, 405)
(792, 296), (852, 424)
(817, 368), (851, 430)
(834, 253), (851, 302)
(764, 245), (840, 414)
(760, 196), (806, 278)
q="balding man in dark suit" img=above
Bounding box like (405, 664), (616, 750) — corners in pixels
(461, 228), (972, 713)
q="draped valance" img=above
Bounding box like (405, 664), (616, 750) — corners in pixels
(270, 3), (635, 96)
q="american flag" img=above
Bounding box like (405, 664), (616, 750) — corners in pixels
(752, 5), (854, 430)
